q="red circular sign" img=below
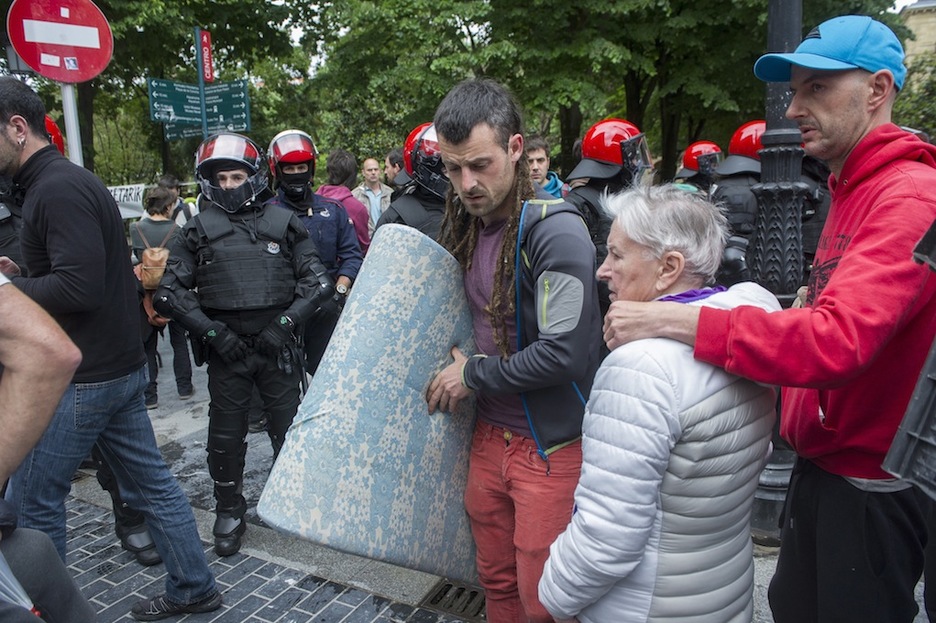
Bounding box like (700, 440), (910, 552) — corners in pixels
(6, 0), (113, 83)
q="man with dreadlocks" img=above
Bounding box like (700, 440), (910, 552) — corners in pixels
(426, 78), (602, 623)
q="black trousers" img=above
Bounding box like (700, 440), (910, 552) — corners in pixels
(205, 347), (301, 513)
(768, 458), (926, 623)
(303, 302), (341, 376)
(143, 322), (193, 400)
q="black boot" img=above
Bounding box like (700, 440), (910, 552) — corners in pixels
(96, 445), (161, 566)
(213, 511), (246, 557)
(116, 518), (162, 566)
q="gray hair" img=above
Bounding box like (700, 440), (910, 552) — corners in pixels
(602, 184), (729, 284)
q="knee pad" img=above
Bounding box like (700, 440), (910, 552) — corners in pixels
(207, 410), (247, 483)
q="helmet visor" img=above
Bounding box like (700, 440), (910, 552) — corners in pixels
(620, 134), (653, 186)
(270, 132), (315, 164)
(196, 133), (263, 176)
(695, 152), (722, 179)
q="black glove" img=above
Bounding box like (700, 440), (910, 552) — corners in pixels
(715, 236), (751, 287)
(315, 291), (345, 321)
(256, 314), (295, 358)
(203, 322), (247, 363)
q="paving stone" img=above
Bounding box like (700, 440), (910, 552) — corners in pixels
(406, 608), (444, 623)
(62, 492), (459, 623)
(307, 599), (353, 623)
(383, 603), (415, 621)
(212, 593), (268, 621)
(255, 561), (288, 578)
(223, 570), (269, 597)
(296, 581), (345, 614)
(342, 596), (392, 623)
(337, 587), (371, 607)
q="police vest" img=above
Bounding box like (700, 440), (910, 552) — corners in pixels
(386, 193), (444, 241)
(193, 206), (297, 311)
(565, 185), (612, 265)
(710, 174), (759, 238)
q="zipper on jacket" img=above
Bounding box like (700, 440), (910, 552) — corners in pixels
(541, 277), (550, 327)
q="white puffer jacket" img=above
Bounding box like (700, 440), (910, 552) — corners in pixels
(539, 283), (780, 623)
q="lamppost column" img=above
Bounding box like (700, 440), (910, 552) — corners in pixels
(748, 0), (807, 545)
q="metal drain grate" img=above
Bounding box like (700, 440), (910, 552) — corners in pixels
(420, 578), (486, 622)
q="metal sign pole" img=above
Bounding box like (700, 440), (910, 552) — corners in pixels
(194, 27), (208, 139)
(60, 83), (83, 166)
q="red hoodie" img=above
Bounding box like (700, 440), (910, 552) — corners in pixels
(695, 124), (936, 478)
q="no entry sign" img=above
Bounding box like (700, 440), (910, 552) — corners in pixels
(6, 0), (113, 83)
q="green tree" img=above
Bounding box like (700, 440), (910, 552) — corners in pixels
(303, 0), (481, 162)
(894, 51), (936, 140)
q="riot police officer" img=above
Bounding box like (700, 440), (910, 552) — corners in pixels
(155, 132), (332, 556)
(376, 122), (450, 241)
(266, 129), (363, 376)
(565, 118), (654, 319)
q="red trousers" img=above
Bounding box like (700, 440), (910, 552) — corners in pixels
(464, 420), (582, 623)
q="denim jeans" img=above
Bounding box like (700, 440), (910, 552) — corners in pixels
(6, 365), (217, 605)
(464, 420), (582, 623)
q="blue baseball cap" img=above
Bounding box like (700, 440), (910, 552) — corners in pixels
(754, 15), (906, 90)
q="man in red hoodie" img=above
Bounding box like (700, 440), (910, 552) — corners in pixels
(602, 15), (936, 623)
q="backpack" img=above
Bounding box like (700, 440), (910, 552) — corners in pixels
(134, 222), (177, 290)
(171, 200), (193, 223)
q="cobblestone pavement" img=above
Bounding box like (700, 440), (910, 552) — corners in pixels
(65, 496), (473, 623)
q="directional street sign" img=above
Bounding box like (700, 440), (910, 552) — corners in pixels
(163, 113), (251, 141)
(156, 78), (251, 140)
(148, 78), (203, 125)
(203, 80), (250, 128)
(163, 122), (203, 141)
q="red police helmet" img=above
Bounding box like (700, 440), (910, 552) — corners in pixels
(194, 133), (267, 213)
(403, 122), (433, 176)
(406, 124), (449, 200)
(676, 140), (722, 179)
(717, 120), (766, 176)
(681, 141), (722, 171)
(728, 120), (766, 160)
(45, 115), (65, 155)
(569, 118), (652, 182)
(582, 119), (642, 165)
(267, 130), (317, 177)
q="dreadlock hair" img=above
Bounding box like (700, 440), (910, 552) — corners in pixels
(435, 79), (536, 357)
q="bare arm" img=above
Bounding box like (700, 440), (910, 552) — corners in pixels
(603, 300), (701, 351)
(0, 282), (82, 485)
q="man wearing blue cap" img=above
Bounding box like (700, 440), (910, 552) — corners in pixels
(601, 15), (936, 622)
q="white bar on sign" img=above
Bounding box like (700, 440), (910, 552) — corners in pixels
(40, 53), (61, 67)
(23, 19), (100, 49)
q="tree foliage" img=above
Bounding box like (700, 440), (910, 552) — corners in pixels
(895, 52), (936, 141)
(0, 0), (907, 184)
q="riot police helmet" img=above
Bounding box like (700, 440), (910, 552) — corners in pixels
(268, 129), (317, 199)
(195, 133), (267, 213)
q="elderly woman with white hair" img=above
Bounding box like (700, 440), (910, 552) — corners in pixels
(538, 184), (780, 623)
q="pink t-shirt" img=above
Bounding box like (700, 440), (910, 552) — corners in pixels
(464, 218), (530, 437)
